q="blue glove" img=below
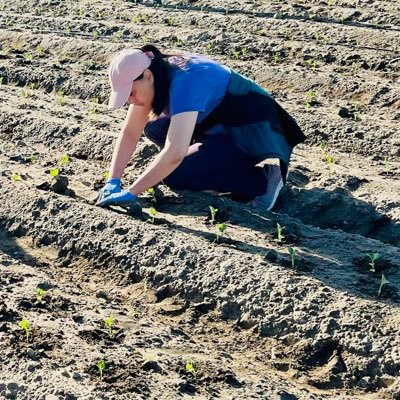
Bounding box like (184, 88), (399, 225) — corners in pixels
(97, 178), (121, 202)
(97, 189), (137, 207)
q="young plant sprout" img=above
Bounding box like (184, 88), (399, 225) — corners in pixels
(49, 168), (59, 178)
(97, 359), (106, 381)
(24, 154), (39, 163)
(288, 247), (296, 269)
(147, 187), (156, 202)
(104, 316), (115, 338)
(56, 90), (65, 106)
(378, 274), (389, 296)
(36, 288), (46, 303)
(103, 171), (110, 180)
(276, 223), (284, 242)
(368, 252), (380, 272)
(90, 97), (99, 114)
(215, 223), (226, 242)
(305, 90), (316, 110)
(305, 58), (318, 70)
(11, 173), (21, 182)
(209, 206), (218, 225)
(19, 319), (30, 340)
(185, 360), (197, 376)
(59, 154), (70, 166)
(326, 154), (335, 170)
(147, 207), (157, 223)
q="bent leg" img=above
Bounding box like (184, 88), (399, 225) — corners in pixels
(163, 134), (267, 199)
(143, 115), (170, 148)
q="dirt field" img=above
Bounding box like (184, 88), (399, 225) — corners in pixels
(0, 0), (399, 399)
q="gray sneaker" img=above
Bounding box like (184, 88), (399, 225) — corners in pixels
(248, 165), (284, 210)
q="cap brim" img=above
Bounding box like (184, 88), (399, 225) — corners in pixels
(108, 86), (131, 109)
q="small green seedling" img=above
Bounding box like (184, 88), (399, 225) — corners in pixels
(23, 53), (33, 61)
(59, 154), (70, 166)
(305, 58), (318, 70)
(215, 223), (226, 243)
(103, 171), (110, 181)
(305, 90), (316, 110)
(97, 359), (106, 381)
(276, 223), (284, 242)
(19, 319), (30, 340)
(326, 154), (335, 170)
(273, 53), (281, 63)
(288, 247), (296, 269)
(209, 206), (218, 225)
(104, 316), (115, 338)
(36, 288), (46, 303)
(185, 360), (197, 376)
(56, 90), (65, 106)
(11, 173), (21, 182)
(147, 187), (156, 202)
(50, 168), (59, 178)
(368, 252), (380, 272)
(378, 274), (389, 296)
(89, 97), (99, 114)
(167, 17), (177, 26)
(24, 154), (39, 163)
(232, 50), (241, 60)
(147, 207), (157, 223)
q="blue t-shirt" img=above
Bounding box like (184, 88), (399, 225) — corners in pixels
(166, 55), (231, 123)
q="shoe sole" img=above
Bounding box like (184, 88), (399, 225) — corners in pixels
(266, 178), (284, 211)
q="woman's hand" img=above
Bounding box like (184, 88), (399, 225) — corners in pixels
(96, 189), (137, 207)
(96, 178), (121, 203)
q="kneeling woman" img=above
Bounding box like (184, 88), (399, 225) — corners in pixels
(97, 45), (306, 210)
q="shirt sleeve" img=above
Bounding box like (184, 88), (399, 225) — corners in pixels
(169, 71), (211, 116)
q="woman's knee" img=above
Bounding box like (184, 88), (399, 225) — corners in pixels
(163, 167), (190, 190)
(144, 116), (170, 147)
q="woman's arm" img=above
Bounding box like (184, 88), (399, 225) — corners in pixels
(128, 111), (198, 195)
(108, 104), (150, 179)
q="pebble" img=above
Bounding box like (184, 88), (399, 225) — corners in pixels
(96, 290), (109, 300)
(61, 370), (70, 378)
(27, 362), (38, 372)
(275, 392), (298, 400)
(72, 371), (82, 380)
(27, 348), (35, 358)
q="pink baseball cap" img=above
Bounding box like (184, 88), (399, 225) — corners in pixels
(108, 49), (153, 109)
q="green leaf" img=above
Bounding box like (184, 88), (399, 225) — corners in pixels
(50, 168), (59, 177)
(185, 360), (196, 376)
(368, 252), (380, 262)
(59, 154), (70, 166)
(217, 223), (226, 233)
(11, 173), (21, 182)
(19, 319), (30, 331)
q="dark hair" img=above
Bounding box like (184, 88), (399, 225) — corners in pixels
(140, 44), (172, 118)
